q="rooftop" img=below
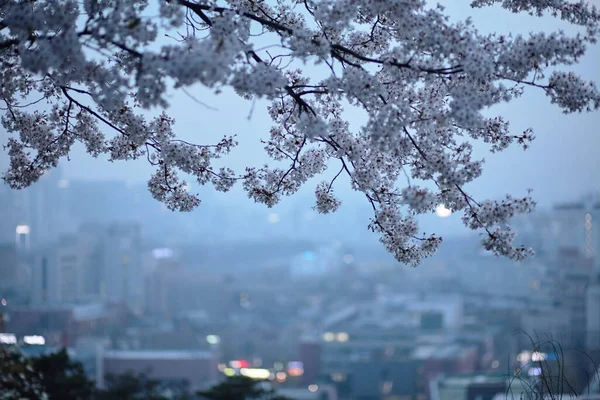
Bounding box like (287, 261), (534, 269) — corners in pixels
(412, 344), (475, 360)
(437, 373), (508, 387)
(72, 304), (110, 321)
(277, 388), (320, 400)
(103, 350), (213, 360)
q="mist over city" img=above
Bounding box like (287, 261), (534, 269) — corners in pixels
(1, 0), (600, 400)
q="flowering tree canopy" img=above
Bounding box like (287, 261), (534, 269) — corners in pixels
(1, 0), (599, 264)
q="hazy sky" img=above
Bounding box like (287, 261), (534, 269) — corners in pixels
(0, 2), (598, 212)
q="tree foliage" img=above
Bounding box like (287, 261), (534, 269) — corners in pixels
(0, 348), (279, 399)
(1, 0), (599, 264)
(97, 372), (190, 400)
(0, 347), (48, 400)
(32, 348), (96, 400)
(197, 375), (292, 400)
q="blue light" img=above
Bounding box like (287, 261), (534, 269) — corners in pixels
(302, 251), (316, 261)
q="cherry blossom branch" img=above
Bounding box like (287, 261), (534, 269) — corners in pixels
(177, 0), (464, 76)
(60, 87), (129, 137)
(2, 0), (596, 262)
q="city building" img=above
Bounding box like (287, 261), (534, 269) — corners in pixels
(24, 168), (70, 249)
(548, 247), (594, 347)
(0, 243), (29, 293)
(103, 222), (143, 309)
(552, 197), (599, 267)
(30, 222), (143, 309)
(31, 246), (61, 305)
(413, 344), (479, 397)
(144, 263), (231, 318)
(432, 374), (536, 400)
(0, 184), (27, 245)
(5, 303), (127, 348)
(97, 350), (219, 390)
(587, 273), (600, 349)
(299, 339), (321, 386)
(350, 359), (422, 400)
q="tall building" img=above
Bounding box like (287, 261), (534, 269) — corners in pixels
(78, 224), (107, 300)
(0, 184), (34, 254)
(0, 243), (30, 299)
(1, 167), (73, 251)
(30, 222), (143, 309)
(25, 168), (68, 248)
(552, 196), (599, 267)
(31, 247), (60, 305)
(0, 244), (19, 284)
(31, 234), (81, 305)
(0, 185), (15, 244)
(299, 339), (321, 386)
(512, 195), (599, 266)
(586, 273), (600, 350)
(56, 234), (81, 302)
(103, 222), (143, 310)
(549, 247), (594, 347)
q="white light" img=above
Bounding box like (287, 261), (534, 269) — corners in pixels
(491, 360), (500, 369)
(267, 213), (280, 224)
(308, 384), (319, 392)
(206, 335), (221, 345)
(532, 352), (547, 362)
(528, 367), (542, 376)
(240, 368), (271, 380)
(16, 225), (30, 235)
(0, 333), (17, 344)
(382, 381), (393, 394)
(337, 332), (349, 342)
(57, 179), (70, 189)
(1, 298), (6, 306)
(331, 373), (346, 382)
(23, 335), (45, 345)
(152, 248), (173, 259)
(323, 332), (335, 342)
(435, 204), (452, 218)
(517, 351), (530, 363)
(342, 254), (354, 264)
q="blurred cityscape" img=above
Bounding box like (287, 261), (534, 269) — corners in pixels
(1, 168), (600, 400)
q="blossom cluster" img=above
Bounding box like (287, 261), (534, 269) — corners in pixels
(2, 0), (599, 264)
